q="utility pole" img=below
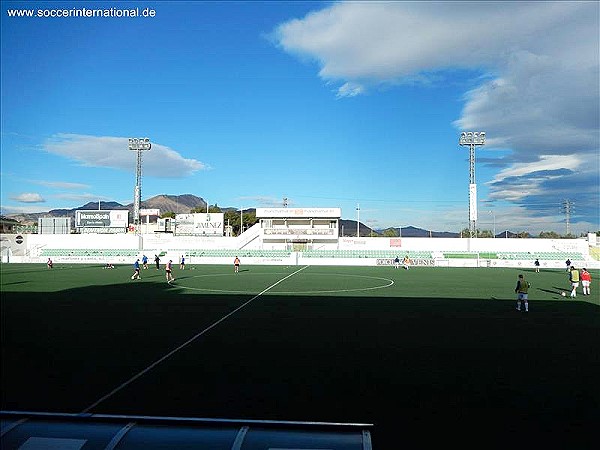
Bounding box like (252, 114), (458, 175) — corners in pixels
(561, 199), (574, 236)
(356, 204), (360, 237)
(240, 207), (243, 235)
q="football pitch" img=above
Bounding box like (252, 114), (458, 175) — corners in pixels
(1, 263), (599, 449)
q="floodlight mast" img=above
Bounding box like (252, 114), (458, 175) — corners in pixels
(459, 132), (486, 238)
(128, 138), (152, 229)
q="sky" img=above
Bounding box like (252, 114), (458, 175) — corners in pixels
(1, 0), (598, 235)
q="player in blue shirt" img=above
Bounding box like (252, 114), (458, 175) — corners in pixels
(131, 259), (141, 280)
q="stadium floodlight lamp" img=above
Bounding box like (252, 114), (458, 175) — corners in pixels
(459, 131), (485, 146)
(128, 137), (152, 151)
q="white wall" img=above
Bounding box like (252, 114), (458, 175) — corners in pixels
(336, 236), (590, 254)
(3, 231), (598, 269)
(27, 233), (140, 251)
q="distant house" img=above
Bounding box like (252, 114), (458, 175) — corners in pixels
(0, 216), (20, 234)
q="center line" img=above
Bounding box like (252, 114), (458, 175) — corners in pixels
(80, 265), (309, 414)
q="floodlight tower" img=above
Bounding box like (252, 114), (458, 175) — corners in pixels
(459, 131), (486, 238)
(128, 137), (152, 228)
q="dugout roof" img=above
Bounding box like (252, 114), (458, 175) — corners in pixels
(1, 411), (372, 450)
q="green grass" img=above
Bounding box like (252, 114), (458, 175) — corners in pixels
(1, 263), (599, 449)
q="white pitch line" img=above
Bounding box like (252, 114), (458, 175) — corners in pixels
(80, 265), (309, 414)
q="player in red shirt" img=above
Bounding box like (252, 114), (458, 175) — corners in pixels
(580, 268), (592, 296)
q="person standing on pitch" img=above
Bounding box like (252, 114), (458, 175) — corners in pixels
(569, 266), (580, 298)
(154, 254), (160, 270)
(180, 255), (185, 270)
(165, 259), (175, 283)
(534, 258), (540, 273)
(515, 274), (530, 312)
(234, 256), (240, 273)
(565, 258), (571, 272)
(402, 255), (411, 270)
(580, 268), (591, 296)
(142, 254), (148, 269)
(47, 258), (53, 269)
(394, 256), (400, 269)
(131, 258), (141, 280)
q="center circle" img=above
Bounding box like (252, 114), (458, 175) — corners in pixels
(174, 272), (394, 294)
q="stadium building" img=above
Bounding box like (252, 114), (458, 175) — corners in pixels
(1, 207), (598, 269)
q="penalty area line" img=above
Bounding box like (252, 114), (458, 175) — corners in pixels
(80, 265), (309, 414)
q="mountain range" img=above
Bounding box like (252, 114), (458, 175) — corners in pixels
(6, 194), (206, 224)
(6, 194), (514, 237)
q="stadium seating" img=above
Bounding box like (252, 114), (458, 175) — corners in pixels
(301, 250), (433, 259)
(185, 249), (291, 258)
(40, 249), (139, 258)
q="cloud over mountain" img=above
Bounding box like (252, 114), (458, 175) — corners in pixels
(43, 134), (207, 178)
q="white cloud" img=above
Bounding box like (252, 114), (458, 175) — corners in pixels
(491, 154), (582, 184)
(238, 196), (287, 208)
(43, 134), (207, 178)
(336, 82), (364, 98)
(274, 1), (598, 153)
(486, 154), (591, 202)
(275, 3), (595, 87)
(10, 193), (45, 203)
(51, 192), (111, 202)
(33, 180), (90, 190)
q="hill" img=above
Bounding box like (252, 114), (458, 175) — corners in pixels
(338, 221), (459, 238)
(141, 194), (207, 215)
(6, 194), (207, 224)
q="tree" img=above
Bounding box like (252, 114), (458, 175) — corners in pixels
(459, 228), (493, 237)
(222, 210), (258, 236)
(224, 210), (240, 235)
(244, 211), (258, 231)
(382, 228), (399, 237)
(161, 211), (175, 218)
(516, 231), (530, 238)
(539, 231), (560, 239)
(190, 204), (222, 214)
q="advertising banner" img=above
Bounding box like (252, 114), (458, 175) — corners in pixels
(140, 208), (160, 216)
(469, 184), (478, 221)
(76, 210), (128, 228)
(256, 208), (341, 218)
(175, 213), (224, 236)
(390, 238), (402, 247)
(262, 228), (335, 240)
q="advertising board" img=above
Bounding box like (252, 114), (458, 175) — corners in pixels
(175, 213), (224, 236)
(75, 210), (129, 228)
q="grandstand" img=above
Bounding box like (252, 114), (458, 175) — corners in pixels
(1, 212), (597, 269)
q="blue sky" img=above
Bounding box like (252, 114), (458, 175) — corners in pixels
(1, 0), (598, 234)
